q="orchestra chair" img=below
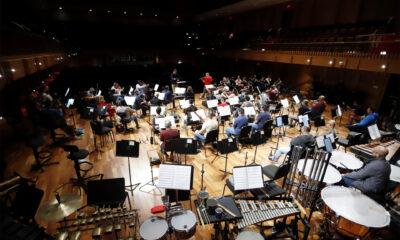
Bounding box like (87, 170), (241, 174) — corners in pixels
(262, 119), (274, 138)
(262, 161), (291, 183)
(236, 125), (252, 152)
(203, 129), (219, 157)
(63, 145), (103, 192)
(27, 135), (58, 172)
(270, 103), (282, 116)
(336, 131), (362, 152)
(117, 112), (134, 133)
(96, 105), (110, 121)
(161, 139), (176, 162)
(89, 120), (115, 149)
(222, 176), (246, 197)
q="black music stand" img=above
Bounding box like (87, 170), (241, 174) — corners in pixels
(213, 138), (238, 180)
(249, 130), (268, 165)
(116, 140), (141, 196)
(173, 138), (199, 165)
(314, 115), (326, 136)
(87, 178), (131, 210)
(272, 115), (289, 153)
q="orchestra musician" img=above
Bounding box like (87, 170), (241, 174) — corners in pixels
(250, 104), (271, 133)
(152, 106), (165, 133)
(289, 100), (310, 126)
(149, 93), (162, 106)
(185, 86), (195, 100)
(310, 95), (327, 119)
(226, 108), (248, 138)
(266, 85), (278, 101)
(347, 100), (365, 124)
(87, 87), (95, 97)
(320, 120), (337, 136)
(182, 99), (198, 129)
(200, 72), (213, 99)
(160, 120), (180, 161)
(346, 106), (378, 133)
(170, 68), (179, 93)
(194, 111), (218, 149)
(116, 102), (139, 129)
(135, 80), (147, 96)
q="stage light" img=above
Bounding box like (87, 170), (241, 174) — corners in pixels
(328, 60), (333, 65)
(124, 11), (127, 15)
(140, 12), (143, 16)
(176, 16), (179, 19)
(59, 6), (63, 10)
(261, 48), (265, 51)
(380, 51), (387, 55)
(60, 57), (63, 60)
(155, 13), (158, 17)
(177, 60), (182, 64)
(11, 68), (16, 72)
(188, 36), (191, 39)
(107, 10), (111, 14)
(381, 64), (386, 69)
(187, 43), (190, 46)
(306, 58), (311, 63)
(339, 61), (345, 65)
(38, 62), (42, 66)
(52, 37), (55, 40)
(0, 74), (2, 78)
(286, 4), (291, 9)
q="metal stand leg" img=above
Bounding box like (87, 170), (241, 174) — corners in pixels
(219, 154), (232, 180)
(126, 157), (141, 196)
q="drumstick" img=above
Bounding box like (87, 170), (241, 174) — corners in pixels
(216, 203), (237, 217)
(196, 207), (205, 229)
(340, 162), (349, 169)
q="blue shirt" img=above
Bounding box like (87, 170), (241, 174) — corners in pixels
(256, 112), (271, 128)
(356, 113), (378, 127)
(233, 115), (248, 130)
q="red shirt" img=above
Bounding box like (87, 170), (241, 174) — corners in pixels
(160, 129), (180, 149)
(203, 76), (212, 88)
(218, 103), (229, 107)
(312, 101), (326, 110)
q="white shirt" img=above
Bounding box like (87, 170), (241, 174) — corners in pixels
(201, 119), (219, 137)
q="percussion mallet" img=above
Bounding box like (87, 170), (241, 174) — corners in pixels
(217, 203), (237, 217)
(196, 207), (205, 229)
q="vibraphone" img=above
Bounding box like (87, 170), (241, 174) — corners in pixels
(350, 140), (400, 161)
(236, 200), (300, 229)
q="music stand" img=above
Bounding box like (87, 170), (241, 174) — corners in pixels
(87, 178), (131, 210)
(213, 138), (238, 180)
(173, 138), (199, 165)
(139, 149), (162, 195)
(314, 116), (326, 136)
(272, 115), (289, 153)
(249, 130), (268, 165)
(116, 140), (141, 196)
(158, 164), (194, 204)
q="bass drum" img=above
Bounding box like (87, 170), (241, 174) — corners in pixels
(236, 230), (264, 240)
(139, 216), (168, 240)
(321, 186), (390, 238)
(171, 210), (197, 239)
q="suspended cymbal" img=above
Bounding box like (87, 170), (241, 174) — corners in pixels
(37, 193), (82, 221)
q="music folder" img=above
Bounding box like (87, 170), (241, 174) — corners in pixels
(276, 115), (288, 127)
(116, 140), (139, 158)
(66, 98), (75, 108)
(158, 164), (194, 191)
(124, 96), (136, 106)
(244, 107), (256, 116)
(251, 130), (267, 146)
(228, 96), (239, 105)
(190, 109), (206, 122)
(233, 165), (264, 191)
(87, 178), (126, 207)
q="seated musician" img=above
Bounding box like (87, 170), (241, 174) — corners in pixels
(289, 100), (310, 126)
(194, 111), (219, 149)
(346, 106), (378, 133)
(200, 72), (213, 99)
(182, 99), (198, 129)
(40, 100), (71, 135)
(150, 93), (162, 106)
(138, 95), (149, 118)
(160, 120), (180, 160)
(310, 95), (327, 119)
(226, 108), (248, 138)
(270, 126), (315, 162)
(250, 104), (271, 132)
(135, 80), (147, 96)
(87, 87), (95, 97)
(111, 82), (124, 95)
(320, 120), (337, 136)
(347, 100), (365, 124)
(342, 146), (391, 202)
(38, 86), (53, 106)
(241, 95), (253, 108)
(116, 102), (139, 128)
(214, 90), (223, 100)
(266, 85), (278, 101)
(218, 97), (229, 107)
(185, 86), (195, 100)
(153, 106), (165, 133)
(162, 85), (173, 105)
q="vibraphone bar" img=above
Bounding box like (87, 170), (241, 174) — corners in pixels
(236, 200), (299, 229)
(350, 140), (400, 161)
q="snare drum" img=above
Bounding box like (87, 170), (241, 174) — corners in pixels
(139, 216), (168, 240)
(321, 186), (390, 238)
(297, 159), (342, 185)
(330, 150), (363, 173)
(236, 230), (264, 240)
(171, 210), (197, 239)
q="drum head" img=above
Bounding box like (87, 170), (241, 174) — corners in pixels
(171, 210), (197, 231)
(236, 230), (263, 240)
(321, 186), (390, 228)
(140, 216), (168, 239)
(297, 159), (341, 184)
(330, 151), (363, 170)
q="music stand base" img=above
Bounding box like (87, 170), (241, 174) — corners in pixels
(126, 182), (141, 196)
(139, 180), (162, 195)
(219, 170), (232, 180)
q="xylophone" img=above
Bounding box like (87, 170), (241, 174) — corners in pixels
(236, 200), (299, 229)
(350, 140), (400, 161)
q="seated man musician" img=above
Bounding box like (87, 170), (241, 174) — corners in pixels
(289, 100), (310, 126)
(250, 104), (271, 132)
(346, 106), (378, 133)
(347, 100), (365, 125)
(270, 126), (315, 162)
(160, 120), (180, 160)
(149, 92), (162, 106)
(226, 108), (248, 138)
(320, 120), (337, 137)
(152, 106), (165, 133)
(310, 95), (326, 119)
(182, 99), (198, 129)
(342, 146), (391, 202)
(194, 111), (219, 149)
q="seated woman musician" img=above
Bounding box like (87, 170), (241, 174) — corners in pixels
(116, 102), (139, 129)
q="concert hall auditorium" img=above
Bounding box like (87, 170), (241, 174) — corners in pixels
(1, 0), (400, 239)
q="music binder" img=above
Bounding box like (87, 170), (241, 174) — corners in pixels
(228, 96), (239, 105)
(243, 107), (256, 116)
(217, 138), (238, 154)
(154, 84), (159, 91)
(173, 138), (198, 155)
(232, 165), (264, 191)
(66, 98), (75, 108)
(293, 95), (300, 104)
(154, 116), (176, 129)
(158, 164), (194, 191)
(179, 100), (190, 109)
(281, 99), (289, 108)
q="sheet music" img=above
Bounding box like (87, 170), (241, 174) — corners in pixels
(190, 109), (206, 121)
(244, 107), (256, 116)
(336, 105), (342, 117)
(233, 166), (263, 191)
(326, 133), (335, 143)
(124, 96), (136, 106)
(302, 115), (309, 126)
(205, 84), (215, 89)
(129, 87), (134, 94)
(174, 87), (186, 94)
(228, 96), (239, 105)
(158, 164), (192, 190)
(368, 124), (381, 140)
(65, 88), (70, 97)
(157, 92), (165, 100)
(218, 106), (231, 117)
(207, 99), (218, 108)
(247, 95), (254, 101)
(276, 116), (283, 127)
(179, 100), (190, 109)
(97, 90), (102, 96)
(293, 95), (300, 104)
(150, 106), (166, 115)
(66, 98), (74, 108)
(316, 136), (325, 148)
(156, 116), (176, 129)
(154, 84), (159, 91)
(213, 90), (220, 96)
(281, 99), (289, 108)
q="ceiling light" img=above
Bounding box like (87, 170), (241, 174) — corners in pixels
(188, 36), (191, 39)
(59, 6), (63, 10)
(123, 11), (127, 15)
(52, 37), (55, 40)
(11, 68), (16, 72)
(0, 74), (2, 78)
(261, 48), (265, 51)
(381, 64), (387, 69)
(306, 58), (311, 63)
(139, 12), (143, 16)
(89, 9), (93, 12)
(60, 57), (63, 60)
(187, 43), (190, 46)
(107, 10), (111, 14)
(38, 62), (42, 66)
(176, 16), (179, 19)
(56, 57), (60, 60)
(380, 51), (387, 55)
(154, 13), (158, 17)
(177, 60), (182, 64)
(329, 60), (333, 65)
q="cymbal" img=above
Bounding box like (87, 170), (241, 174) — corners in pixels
(37, 193), (82, 222)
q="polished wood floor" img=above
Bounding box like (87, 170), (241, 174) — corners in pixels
(3, 94), (371, 239)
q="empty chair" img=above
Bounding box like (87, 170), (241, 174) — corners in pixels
(27, 135), (58, 172)
(203, 129), (219, 157)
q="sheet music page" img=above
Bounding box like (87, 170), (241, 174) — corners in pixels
(154, 84), (159, 91)
(175, 87), (186, 94)
(298, 115), (304, 123)
(218, 106), (231, 116)
(205, 84), (215, 89)
(213, 90), (219, 96)
(303, 114), (309, 127)
(65, 88), (70, 97)
(232, 167), (248, 191)
(179, 100), (190, 109)
(66, 99), (74, 108)
(155, 118), (166, 128)
(326, 133), (335, 143)
(368, 124), (381, 140)
(246, 166), (264, 189)
(276, 116), (283, 127)
(293, 95), (300, 104)
(337, 105), (342, 116)
(248, 95), (254, 101)
(207, 99), (218, 108)
(190, 112), (200, 121)
(158, 164), (192, 190)
(150, 106), (166, 115)
(97, 90), (102, 96)
(281, 99), (289, 108)
(196, 109), (207, 119)
(316, 136), (325, 148)
(129, 87), (133, 94)
(125, 96), (136, 106)
(158, 93), (165, 100)
(244, 107), (256, 116)
(228, 96), (239, 105)
(165, 116), (176, 127)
